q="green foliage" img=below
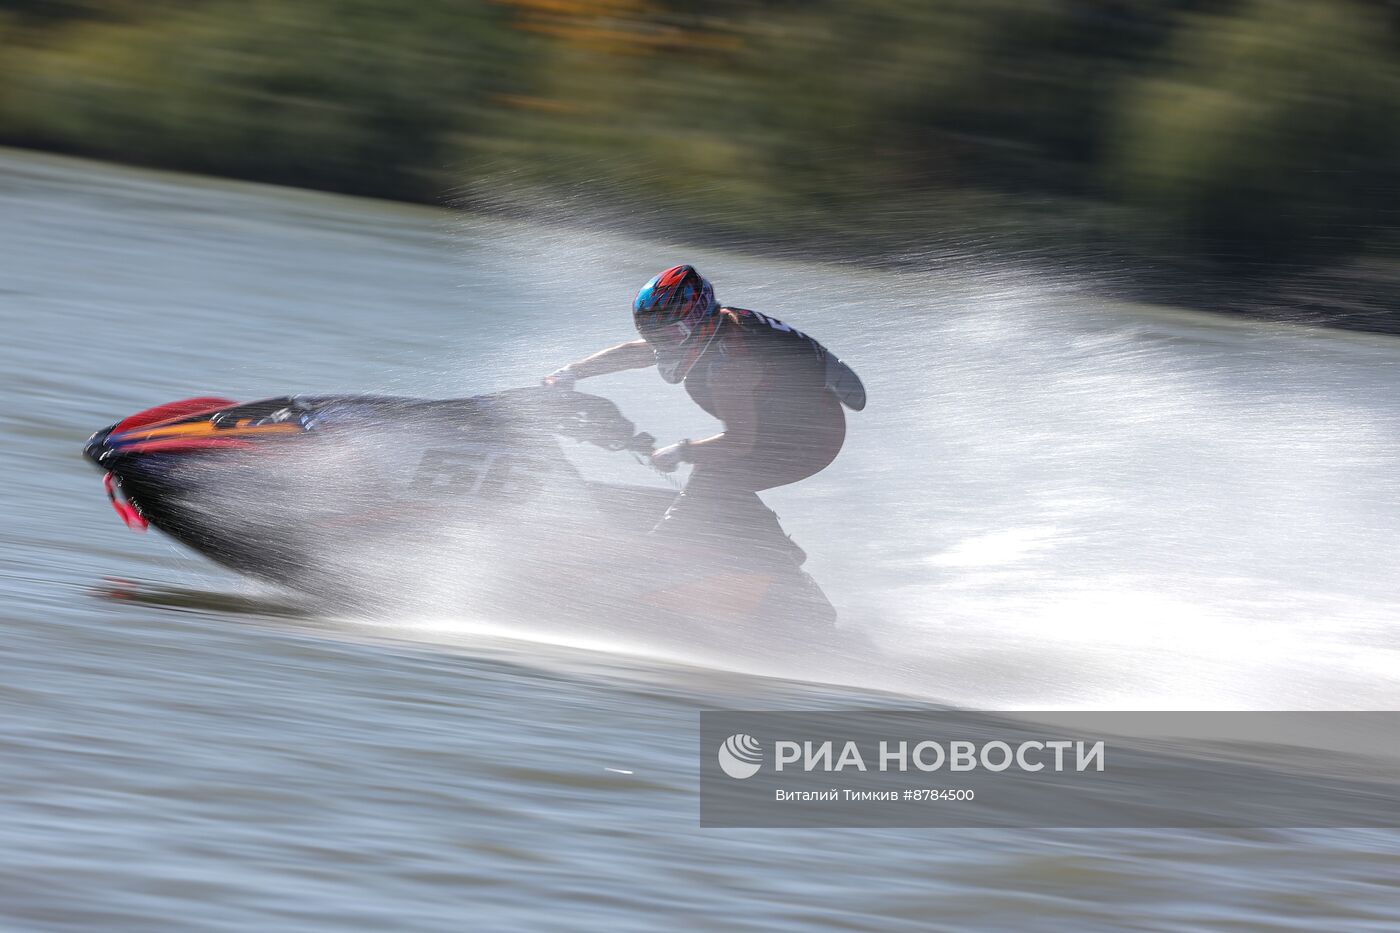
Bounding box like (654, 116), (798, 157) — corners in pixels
(1114, 0), (1400, 268)
(0, 0), (522, 197)
(1, 0), (1397, 278)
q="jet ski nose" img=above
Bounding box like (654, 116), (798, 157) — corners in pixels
(83, 425), (118, 470)
(83, 425), (149, 531)
(83, 396), (243, 469)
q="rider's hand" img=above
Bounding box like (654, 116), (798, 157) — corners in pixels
(542, 366), (577, 391)
(650, 440), (691, 473)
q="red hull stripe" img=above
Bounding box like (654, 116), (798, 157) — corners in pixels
(112, 397), (238, 435)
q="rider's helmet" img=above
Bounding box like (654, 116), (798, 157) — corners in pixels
(632, 264), (720, 384)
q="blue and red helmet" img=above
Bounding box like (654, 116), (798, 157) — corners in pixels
(632, 264), (720, 383)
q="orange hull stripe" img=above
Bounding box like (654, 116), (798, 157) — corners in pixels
(116, 420), (301, 441)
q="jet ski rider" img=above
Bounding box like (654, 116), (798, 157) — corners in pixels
(544, 264), (865, 559)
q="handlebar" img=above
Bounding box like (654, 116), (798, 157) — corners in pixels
(540, 388), (656, 457)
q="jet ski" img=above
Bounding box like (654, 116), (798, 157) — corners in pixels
(82, 388), (836, 632)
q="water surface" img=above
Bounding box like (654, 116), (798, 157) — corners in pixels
(3, 149), (1399, 931)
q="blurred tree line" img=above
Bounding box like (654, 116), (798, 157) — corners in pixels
(1, 0), (1397, 290)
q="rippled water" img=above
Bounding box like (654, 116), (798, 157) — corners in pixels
(4, 149), (1400, 930)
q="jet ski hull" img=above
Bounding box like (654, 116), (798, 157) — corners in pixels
(84, 389), (836, 630)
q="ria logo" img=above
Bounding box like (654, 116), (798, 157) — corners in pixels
(717, 733), (763, 779)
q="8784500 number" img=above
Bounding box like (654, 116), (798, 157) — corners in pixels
(905, 789), (975, 802)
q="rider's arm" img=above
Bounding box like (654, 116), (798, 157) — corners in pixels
(561, 340), (655, 381)
(685, 359), (765, 467)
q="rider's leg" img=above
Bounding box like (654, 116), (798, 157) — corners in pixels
(651, 394), (846, 565)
